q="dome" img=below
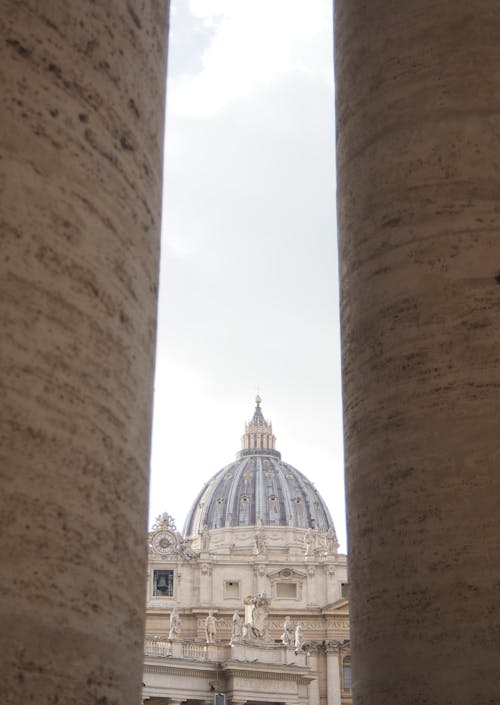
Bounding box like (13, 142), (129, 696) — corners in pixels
(183, 398), (335, 537)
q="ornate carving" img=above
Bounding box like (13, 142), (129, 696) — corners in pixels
(325, 639), (341, 653)
(149, 511), (199, 560)
(177, 537), (199, 560)
(242, 593), (271, 640)
(267, 567), (307, 580)
(324, 638), (349, 654)
(152, 512), (177, 531)
(303, 639), (323, 654)
(339, 638), (351, 656)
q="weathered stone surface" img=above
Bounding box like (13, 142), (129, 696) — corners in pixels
(0, 2), (168, 703)
(335, 3), (500, 704)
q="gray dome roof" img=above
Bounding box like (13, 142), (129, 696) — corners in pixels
(183, 399), (334, 537)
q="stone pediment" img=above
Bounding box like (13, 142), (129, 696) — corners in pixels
(323, 598), (349, 614)
(267, 567), (307, 580)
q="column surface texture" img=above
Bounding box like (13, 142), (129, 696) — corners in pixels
(335, 3), (500, 704)
(0, 2), (168, 703)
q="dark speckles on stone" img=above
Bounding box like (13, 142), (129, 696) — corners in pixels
(79, 113), (89, 123)
(382, 216), (402, 228)
(119, 134), (134, 151)
(127, 4), (142, 30)
(85, 38), (99, 56)
(495, 272), (500, 284)
(6, 38), (31, 57)
(128, 98), (140, 118)
(48, 63), (62, 77)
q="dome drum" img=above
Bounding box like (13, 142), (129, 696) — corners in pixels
(236, 448), (281, 459)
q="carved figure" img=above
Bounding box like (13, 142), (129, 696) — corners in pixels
(294, 622), (304, 652)
(252, 603), (266, 635)
(253, 531), (265, 555)
(281, 615), (294, 646)
(205, 610), (217, 643)
(231, 610), (242, 641)
(326, 527), (337, 554)
(243, 593), (270, 640)
(169, 608), (181, 639)
(304, 528), (316, 555)
(178, 537), (199, 560)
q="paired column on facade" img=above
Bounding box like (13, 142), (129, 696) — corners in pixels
(325, 642), (342, 705)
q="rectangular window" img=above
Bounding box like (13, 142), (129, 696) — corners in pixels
(341, 582), (350, 598)
(343, 664), (352, 690)
(224, 580), (240, 598)
(276, 582), (297, 598)
(153, 569), (174, 597)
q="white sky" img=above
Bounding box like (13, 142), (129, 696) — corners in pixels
(149, 0), (346, 551)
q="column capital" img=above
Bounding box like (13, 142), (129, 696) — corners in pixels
(325, 640), (341, 655)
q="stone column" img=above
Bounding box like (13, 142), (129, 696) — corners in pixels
(335, 2), (500, 704)
(0, 3), (168, 704)
(308, 652), (320, 705)
(325, 645), (341, 705)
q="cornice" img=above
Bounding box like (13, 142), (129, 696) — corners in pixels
(144, 664), (217, 678)
(221, 665), (313, 683)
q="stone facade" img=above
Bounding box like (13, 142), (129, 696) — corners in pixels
(143, 402), (352, 705)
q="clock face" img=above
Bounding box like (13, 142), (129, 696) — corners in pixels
(153, 531), (176, 554)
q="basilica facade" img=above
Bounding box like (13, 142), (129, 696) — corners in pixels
(143, 399), (351, 705)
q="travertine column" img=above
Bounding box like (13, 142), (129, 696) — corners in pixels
(326, 646), (341, 705)
(308, 653), (320, 705)
(335, 2), (500, 704)
(0, 2), (168, 704)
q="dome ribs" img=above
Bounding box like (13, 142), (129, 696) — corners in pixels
(181, 400), (336, 538)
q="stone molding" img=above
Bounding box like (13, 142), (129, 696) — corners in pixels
(226, 669), (313, 684)
(144, 665), (216, 678)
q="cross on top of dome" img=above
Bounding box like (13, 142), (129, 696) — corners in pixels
(240, 397), (277, 456)
(249, 395), (267, 428)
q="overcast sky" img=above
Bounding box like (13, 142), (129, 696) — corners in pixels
(149, 0), (346, 550)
